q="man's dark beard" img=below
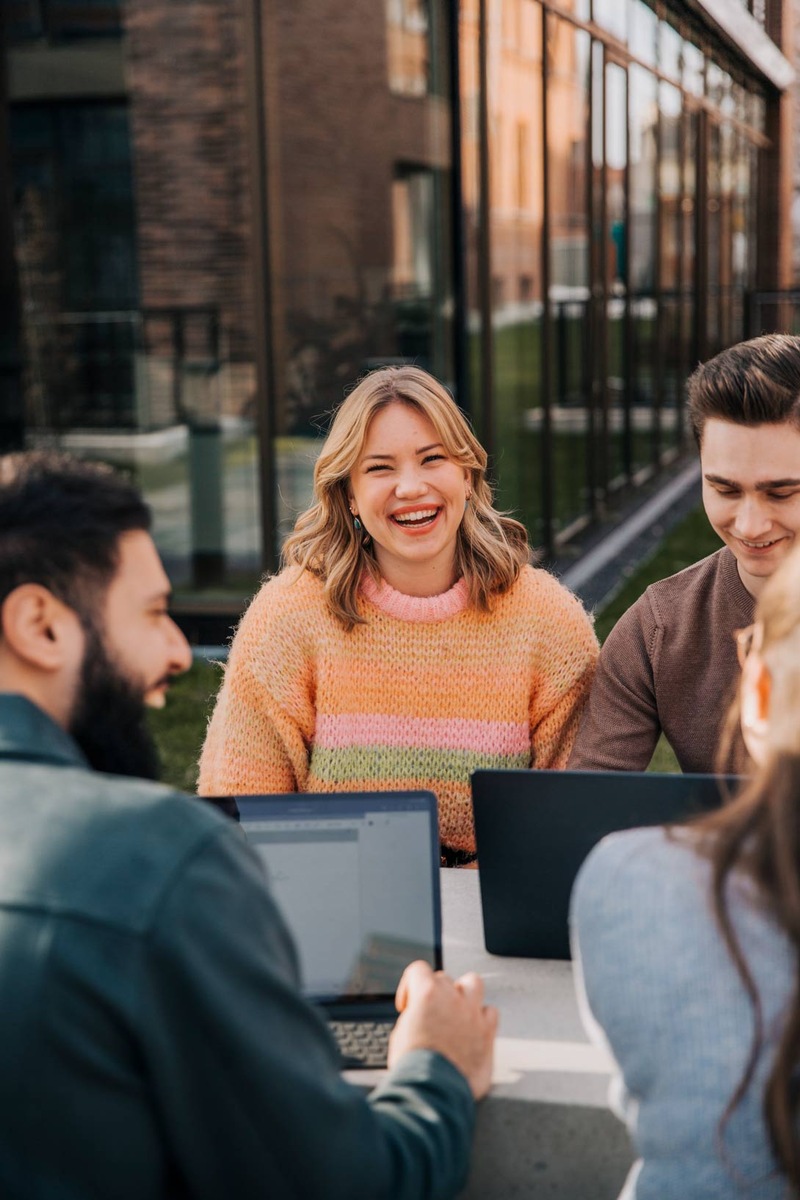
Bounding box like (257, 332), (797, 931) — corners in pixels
(68, 625), (162, 780)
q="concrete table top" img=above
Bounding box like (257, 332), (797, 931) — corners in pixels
(442, 869), (634, 1198)
(348, 869), (634, 1198)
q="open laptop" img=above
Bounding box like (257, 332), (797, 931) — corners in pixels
(200, 790), (441, 1067)
(472, 769), (739, 960)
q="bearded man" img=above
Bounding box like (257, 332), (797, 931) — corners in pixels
(0, 452), (494, 1200)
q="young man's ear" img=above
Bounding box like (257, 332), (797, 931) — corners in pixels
(0, 584), (83, 671)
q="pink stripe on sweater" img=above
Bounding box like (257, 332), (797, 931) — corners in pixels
(315, 712), (530, 754)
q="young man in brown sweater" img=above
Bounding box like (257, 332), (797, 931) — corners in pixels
(569, 333), (800, 773)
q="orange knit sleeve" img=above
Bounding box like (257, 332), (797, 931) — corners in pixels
(527, 573), (599, 769)
(197, 578), (316, 796)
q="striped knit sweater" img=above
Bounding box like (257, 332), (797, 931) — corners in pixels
(198, 564), (598, 851)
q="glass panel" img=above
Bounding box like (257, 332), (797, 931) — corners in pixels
(604, 60), (627, 486)
(487, 0), (544, 543)
(706, 120), (722, 354)
(9, 1), (45, 39)
(752, 93), (766, 135)
(718, 120), (736, 348)
(589, 38), (606, 499)
(459, 0), (484, 437)
(706, 62), (724, 111)
(593, 0), (627, 44)
(547, 18), (591, 536)
(387, 0), (430, 96)
(628, 64), (657, 472)
(683, 39), (704, 98)
(659, 18), (681, 84)
(270, 0), (455, 541)
(12, 103), (138, 426)
(8, 6), (263, 605)
(11, 0), (123, 40)
(658, 79), (683, 452)
(719, 70), (735, 121)
(628, 0), (657, 69)
(678, 105), (698, 448)
(731, 130), (758, 339)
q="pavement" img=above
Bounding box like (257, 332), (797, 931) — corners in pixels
(555, 458), (702, 612)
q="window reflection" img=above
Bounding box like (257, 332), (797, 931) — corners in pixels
(548, 19), (591, 536)
(628, 0), (657, 69)
(604, 61), (627, 486)
(387, 0), (430, 96)
(271, 0), (454, 542)
(629, 64), (658, 472)
(593, 0), (627, 44)
(484, 0), (544, 540)
(8, 4), (262, 599)
(2, 0), (775, 587)
(10, 0), (123, 40)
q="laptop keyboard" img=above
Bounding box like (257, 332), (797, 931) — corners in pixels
(330, 1020), (393, 1068)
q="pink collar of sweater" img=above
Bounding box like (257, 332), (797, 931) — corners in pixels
(360, 573), (470, 622)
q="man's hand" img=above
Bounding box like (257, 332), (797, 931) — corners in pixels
(388, 961), (497, 1100)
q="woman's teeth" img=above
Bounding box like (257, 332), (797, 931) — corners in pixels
(393, 509), (438, 526)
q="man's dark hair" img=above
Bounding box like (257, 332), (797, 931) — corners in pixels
(686, 333), (800, 445)
(0, 451), (151, 622)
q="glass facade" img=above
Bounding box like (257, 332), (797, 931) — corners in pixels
(457, 0), (768, 550)
(0, 0), (783, 623)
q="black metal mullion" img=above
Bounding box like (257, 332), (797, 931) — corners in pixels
(621, 64), (633, 484)
(447, 0), (469, 417)
(242, 0), (278, 574)
(653, 92), (663, 468)
(477, 0), (493, 460)
(540, 8), (554, 560)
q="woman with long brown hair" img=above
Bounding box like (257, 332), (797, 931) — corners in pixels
(572, 542), (800, 1197)
(199, 364), (597, 860)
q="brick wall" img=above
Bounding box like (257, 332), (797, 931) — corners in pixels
(123, 0), (255, 418)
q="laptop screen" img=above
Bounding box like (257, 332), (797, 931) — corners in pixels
(228, 792), (441, 1005)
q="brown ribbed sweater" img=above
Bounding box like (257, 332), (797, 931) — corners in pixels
(568, 547), (754, 773)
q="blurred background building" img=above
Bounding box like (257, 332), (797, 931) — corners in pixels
(0, 0), (795, 634)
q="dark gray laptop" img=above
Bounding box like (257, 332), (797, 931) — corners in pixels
(471, 769), (737, 960)
(200, 790), (442, 1067)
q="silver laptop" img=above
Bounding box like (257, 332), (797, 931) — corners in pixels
(201, 790), (442, 1067)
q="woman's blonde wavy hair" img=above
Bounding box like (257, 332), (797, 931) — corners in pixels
(282, 365), (531, 629)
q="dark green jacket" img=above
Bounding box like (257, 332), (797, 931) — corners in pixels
(0, 694), (474, 1199)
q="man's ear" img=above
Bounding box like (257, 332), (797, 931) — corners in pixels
(0, 584), (83, 671)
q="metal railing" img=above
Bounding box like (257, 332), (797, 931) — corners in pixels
(24, 305), (221, 432)
(746, 291), (800, 338)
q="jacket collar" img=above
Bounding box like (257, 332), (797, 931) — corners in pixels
(0, 693), (88, 769)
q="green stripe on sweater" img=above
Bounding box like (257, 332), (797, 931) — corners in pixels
(309, 745), (531, 784)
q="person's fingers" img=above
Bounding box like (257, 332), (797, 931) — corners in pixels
(454, 971), (485, 1006)
(483, 1004), (499, 1036)
(395, 959), (435, 1013)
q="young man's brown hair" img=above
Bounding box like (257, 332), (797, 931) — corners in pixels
(686, 333), (800, 445)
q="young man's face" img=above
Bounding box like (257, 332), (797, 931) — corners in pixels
(68, 530), (191, 777)
(701, 418), (800, 597)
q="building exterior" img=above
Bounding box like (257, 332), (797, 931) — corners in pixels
(0, 0), (794, 629)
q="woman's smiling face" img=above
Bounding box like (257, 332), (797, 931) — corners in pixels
(348, 401), (470, 596)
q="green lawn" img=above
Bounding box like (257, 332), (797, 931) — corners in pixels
(147, 658), (221, 792)
(472, 317), (682, 545)
(148, 504), (724, 790)
(593, 505), (721, 642)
